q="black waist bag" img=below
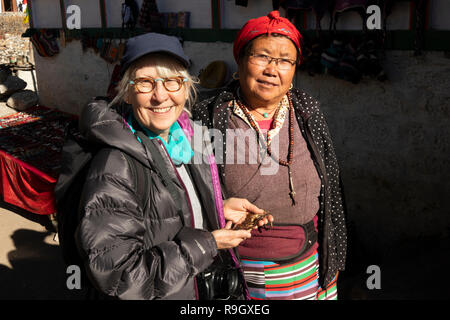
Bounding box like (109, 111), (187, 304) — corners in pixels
(237, 220), (318, 263)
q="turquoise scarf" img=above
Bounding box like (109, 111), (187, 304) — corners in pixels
(127, 112), (194, 165)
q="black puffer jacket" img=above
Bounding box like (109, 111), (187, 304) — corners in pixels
(75, 99), (224, 300)
(193, 84), (347, 288)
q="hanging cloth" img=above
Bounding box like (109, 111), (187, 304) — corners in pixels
(138, 0), (162, 32)
(122, 0), (139, 29)
(30, 29), (60, 57)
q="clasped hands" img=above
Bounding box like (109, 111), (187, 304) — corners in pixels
(212, 198), (274, 250)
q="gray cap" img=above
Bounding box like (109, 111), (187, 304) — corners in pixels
(120, 33), (190, 74)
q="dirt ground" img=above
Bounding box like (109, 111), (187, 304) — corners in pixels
(0, 201), (88, 300)
(0, 102), (16, 118)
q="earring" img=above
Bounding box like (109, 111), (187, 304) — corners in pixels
(232, 71), (239, 80)
(289, 83), (293, 90)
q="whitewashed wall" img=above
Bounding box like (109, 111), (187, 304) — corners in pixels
(31, 0), (62, 28)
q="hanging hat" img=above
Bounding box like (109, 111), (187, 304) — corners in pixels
(199, 60), (230, 89)
(233, 10), (303, 63)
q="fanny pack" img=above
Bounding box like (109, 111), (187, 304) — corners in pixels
(237, 220), (318, 262)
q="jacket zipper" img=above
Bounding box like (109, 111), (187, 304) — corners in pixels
(155, 139), (196, 228)
(155, 139), (199, 300)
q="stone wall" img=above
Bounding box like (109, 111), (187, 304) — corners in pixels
(0, 12), (37, 110)
(0, 12), (32, 65)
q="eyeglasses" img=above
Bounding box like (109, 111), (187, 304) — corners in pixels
(248, 53), (296, 70)
(129, 76), (188, 93)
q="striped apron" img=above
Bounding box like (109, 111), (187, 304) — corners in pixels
(241, 250), (338, 300)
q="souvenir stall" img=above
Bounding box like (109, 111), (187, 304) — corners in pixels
(0, 106), (75, 215)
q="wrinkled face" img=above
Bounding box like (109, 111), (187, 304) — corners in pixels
(238, 35), (297, 109)
(126, 56), (187, 140)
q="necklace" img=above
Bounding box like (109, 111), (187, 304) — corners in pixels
(251, 106), (279, 119)
(236, 92), (297, 206)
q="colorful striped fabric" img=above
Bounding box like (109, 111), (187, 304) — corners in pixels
(241, 250), (338, 300)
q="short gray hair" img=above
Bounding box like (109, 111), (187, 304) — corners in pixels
(109, 53), (198, 116)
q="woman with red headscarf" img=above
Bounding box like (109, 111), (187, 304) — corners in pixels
(193, 11), (347, 300)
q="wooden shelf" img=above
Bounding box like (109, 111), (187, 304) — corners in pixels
(21, 27), (450, 51)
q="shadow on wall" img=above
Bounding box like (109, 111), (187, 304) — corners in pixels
(292, 51), (450, 300)
(0, 228), (87, 300)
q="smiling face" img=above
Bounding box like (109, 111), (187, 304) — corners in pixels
(125, 55), (188, 142)
(238, 34), (297, 109)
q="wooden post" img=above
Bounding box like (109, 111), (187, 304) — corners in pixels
(99, 0), (106, 28)
(59, 0), (67, 29)
(27, 0), (34, 28)
(211, 0), (220, 30)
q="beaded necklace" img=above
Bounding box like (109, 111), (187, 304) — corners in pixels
(251, 106), (278, 120)
(236, 92), (297, 206)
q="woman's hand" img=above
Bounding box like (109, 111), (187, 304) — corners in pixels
(223, 197), (264, 224)
(223, 197), (274, 229)
(211, 221), (252, 249)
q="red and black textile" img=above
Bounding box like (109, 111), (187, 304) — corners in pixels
(30, 29), (60, 57)
(0, 106), (75, 215)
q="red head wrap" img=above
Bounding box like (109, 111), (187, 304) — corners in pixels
(233, 10), (302, 64)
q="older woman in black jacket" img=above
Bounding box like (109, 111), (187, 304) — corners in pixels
(74, 33), (270, 300)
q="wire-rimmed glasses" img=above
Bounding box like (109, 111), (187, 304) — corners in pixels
(248, 53), (296, 70)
